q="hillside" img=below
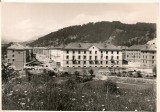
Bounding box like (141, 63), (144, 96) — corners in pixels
(28, 21), (156, 47)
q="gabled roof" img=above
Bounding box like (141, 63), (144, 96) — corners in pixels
(49, 44), (65, 49)
(127, 45), (146, 50)
(63, 43), (122, 50)
(141, 44), (156, 51)
(7, 43), (32, 50)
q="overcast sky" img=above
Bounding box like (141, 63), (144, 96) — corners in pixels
(1, 3), (159, 42)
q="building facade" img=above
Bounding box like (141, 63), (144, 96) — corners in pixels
(7, 44), (32, 70)
(63, 43), (122, 68)
(125, 45), (145, 62)
(50, 46), (64, 67)
(141, 44), (156, 68)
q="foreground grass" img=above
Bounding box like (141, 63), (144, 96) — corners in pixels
(2, 73), (156, 111)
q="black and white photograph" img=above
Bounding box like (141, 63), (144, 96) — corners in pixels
(1, 1), (158, 111)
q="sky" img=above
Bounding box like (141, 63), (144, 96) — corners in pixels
(1, 3), (159, 42)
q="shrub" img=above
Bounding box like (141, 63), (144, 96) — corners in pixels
(103, 80), (118, 94)
(74, 71), (80, 77)
(64, 79), (77, 90)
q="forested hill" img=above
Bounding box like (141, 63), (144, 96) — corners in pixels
(28, 21), (156, 47)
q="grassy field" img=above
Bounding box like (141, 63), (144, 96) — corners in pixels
(2, 72), (156, 111)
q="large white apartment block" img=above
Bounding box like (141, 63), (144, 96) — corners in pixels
(63, 43), (122, 68)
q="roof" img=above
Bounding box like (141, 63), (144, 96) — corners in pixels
(33, 47), (49, 49)
(127, 45), (146, 50)
(7, 43), (32, 50)
(63, 43), (122, 50)
(49, 44), (64, 49)
(141, 44), (156, 51)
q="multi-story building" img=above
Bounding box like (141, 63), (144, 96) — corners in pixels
(125, 45), (145, 62)
(32, 47), (51, 58)
(50, 45), (64, 67)
(63, 43), (122, 68)
(6, 43), (32, 70)
(141, 43), (156, 68)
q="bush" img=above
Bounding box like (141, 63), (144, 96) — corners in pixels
(64, 79), (77, 90)
(103, 80), (118, 94)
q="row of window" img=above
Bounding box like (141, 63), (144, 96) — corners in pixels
(66, 61), (119, 64)
(142, 60), (155, 64)
(66, 50), (119, 54)
(66, 66), (119, 67)
(8, 59), (15, 62)
(142, 56), (155, 59)
(66, 56), (119, 60)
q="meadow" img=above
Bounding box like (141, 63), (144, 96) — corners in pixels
(2, 71), (156, 111)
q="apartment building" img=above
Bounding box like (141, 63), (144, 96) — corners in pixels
(33, 47), (51, 59)
(50, 45), (64, 67)
(141, 44), (156, 68)
(63, 43), (122, 68)
(7, 43), (32, 70)
(125, 45), (145, 62)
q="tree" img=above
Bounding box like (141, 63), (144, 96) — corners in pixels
(89, 69), (94, 76)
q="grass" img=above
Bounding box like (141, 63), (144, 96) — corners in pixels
(2, 72), (156, 111)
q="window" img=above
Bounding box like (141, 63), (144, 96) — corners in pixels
(101, 56), (103, 59)
(78, 51), (80, 54)
(78, 56), (81, 59)
(67, 66), (69, 67)
(106, 56), (108, 59)
(90, 51), (92, 54)
(95, 56), (97, 60)
(67, 50), (69, 54)
(73, 51), (75, 54)
(95, 51), (97, 54)
(117, 61), (119, 64)
(78, 61), (80, 64)
(66, 56), (69, 59)
(84, 51), (86, 54)
(8, 59), (10, 62)
(72, 56), (75, 60)
(117, 56), (119, 59)
(101, 61), (103, 64)
(101, 51), (103, 53)
(84, 66), (86, 67)
(73, 66), (75, 67)
(106, 61), (108, 64)
(89, 61), (92, 64)
(12, 55), (14, 57)
(117, 51), (119, 54)
(12, 59), (15, 62)
(66, 61), (69, 64)
(111, 56), (113, 59)
(84, 61), (86, 64)
(152, 56), (154, 59)
(146, 56), (147, 58)
(18, 52), (21, 54)
(89, 56), (92, 60)
(93, 47), (94, 49)
(12, 50), (14, 52)
(84, 56), (86, 59)
(111, 51), (113, 54)
(152, 61), (154, 64)
(106, 51), (108, 54)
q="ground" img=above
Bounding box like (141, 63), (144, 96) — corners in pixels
(2, 71), (156, 111)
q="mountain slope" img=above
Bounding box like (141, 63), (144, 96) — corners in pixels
(29, 21), (156, 47)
